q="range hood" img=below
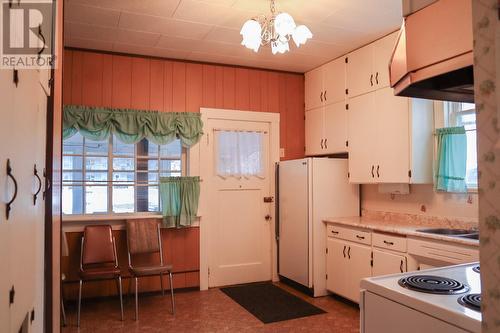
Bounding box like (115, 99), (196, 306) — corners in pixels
(390, 0), (474, 102)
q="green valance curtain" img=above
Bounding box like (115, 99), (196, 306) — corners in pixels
(435, 126), (467, 193)
(160, 177), (200, 228)
(63, 105), (203, 147)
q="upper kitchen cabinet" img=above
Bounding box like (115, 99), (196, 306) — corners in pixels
(346, 32), (398, 98)
(305, 57), (346, 111)
(348, 87), (434, 184)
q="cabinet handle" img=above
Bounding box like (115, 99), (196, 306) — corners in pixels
(400, 260), (404, 273)
(33, 164), (42, 205)
(343, 245), (346, 258)
(376, 165), (380, 178)
(320, 139), (324, 149)
(370, 74), (373, 86)
(324, 90), (327, 101)
(356, 235), (365, 240)
(375, 72), (379, 85)
(324, 139), (328, 149)
(347, 246), (351, 259)
(320, 91), (323, 102)
(331, 230), (339, 235)
(383, 240), (394, 246)
(6, 159), (18, 220)
(371, 165), (375, 178)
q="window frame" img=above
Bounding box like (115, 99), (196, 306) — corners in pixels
(434, 101), (478, 191)
(62, 134), (187, 217)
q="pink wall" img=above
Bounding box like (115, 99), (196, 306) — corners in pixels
(63, 49), (305, 160)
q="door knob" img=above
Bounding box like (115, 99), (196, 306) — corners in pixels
(265, 215), (272, 221)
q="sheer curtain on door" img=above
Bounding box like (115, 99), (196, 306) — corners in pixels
(215, 130), (265, 178)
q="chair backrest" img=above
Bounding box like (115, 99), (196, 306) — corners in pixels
(126, 220), (161, 256)
(81, 225), (116, 266)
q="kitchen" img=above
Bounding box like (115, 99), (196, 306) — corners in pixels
(0, 0), (498, 332)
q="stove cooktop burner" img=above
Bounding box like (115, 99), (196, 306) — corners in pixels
(458, 293), (481, 311)
(473, 265), (480, 273)
(398, 275), (470, 295)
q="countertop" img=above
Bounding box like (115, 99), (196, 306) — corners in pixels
(323, 216), (479, 247)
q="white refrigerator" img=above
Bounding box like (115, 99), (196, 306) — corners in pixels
(278, 158), (359, 297)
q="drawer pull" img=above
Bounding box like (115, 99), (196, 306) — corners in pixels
(331, 230), (339, 235)
(356, 235), (365, 240)
(383, 240), (394, 246)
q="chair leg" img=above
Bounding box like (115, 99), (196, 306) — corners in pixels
(61, 296), (67, 327)
(160, 273), (165, 296)
(135, 277), (139, 321)
(117, 276), (124, 321)
(77, 280), (83, 327)
(168, 271), (175, 315)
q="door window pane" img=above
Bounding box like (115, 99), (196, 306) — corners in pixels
(216, 131), (264, 177)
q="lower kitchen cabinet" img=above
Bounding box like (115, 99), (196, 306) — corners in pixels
(372, 249), (407, 276)
(326, 238), (372, 303)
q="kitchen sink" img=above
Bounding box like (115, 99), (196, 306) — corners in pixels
(416, 228), (475, 236)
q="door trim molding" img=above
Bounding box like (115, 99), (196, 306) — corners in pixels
(197, 108), (280, 290)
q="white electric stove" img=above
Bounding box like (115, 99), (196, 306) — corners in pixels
(360, 263), (481, 333)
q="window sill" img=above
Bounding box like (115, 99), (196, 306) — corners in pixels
(62, 214), (201, 232)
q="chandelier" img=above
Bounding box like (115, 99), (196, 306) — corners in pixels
(240, 0), (313, 54)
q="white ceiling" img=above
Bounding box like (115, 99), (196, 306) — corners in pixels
(64, 0), (403, 73)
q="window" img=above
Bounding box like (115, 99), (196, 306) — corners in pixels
(215, 130), (264, 178)
(442, 102), (478, 189)
(62, 133), (185, 215)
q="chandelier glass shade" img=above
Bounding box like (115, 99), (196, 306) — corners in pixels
(240, 0), (312, 54)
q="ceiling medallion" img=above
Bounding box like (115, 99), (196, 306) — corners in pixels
(240, 0), (313, 54)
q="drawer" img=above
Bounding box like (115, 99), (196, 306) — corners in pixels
(327, 224), (371, 245)
(373, 232), (407, 253)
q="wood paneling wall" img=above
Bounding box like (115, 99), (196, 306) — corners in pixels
(63, 49), (305, 160)
(62, 49), (305, 298)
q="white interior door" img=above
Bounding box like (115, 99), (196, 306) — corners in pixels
(200, 110), (279, 288)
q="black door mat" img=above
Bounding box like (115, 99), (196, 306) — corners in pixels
(220, 282), (326, 324)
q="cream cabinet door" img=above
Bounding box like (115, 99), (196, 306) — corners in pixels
(372, 32), (398, 89)
(348, 93), (377, 183)
(345, 242), (372, 303)
(323, 57), (346, 105)
(324, 101), (348, 154)
(305, 107), (325, 156)
(346, 45), (373, 98)
(372, 249), (407, 276)
(374, 87), (410, 183)
(326, 238), (348, 297)
(305, 67), (324, 111)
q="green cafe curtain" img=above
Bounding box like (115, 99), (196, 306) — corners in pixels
(435, 126), (467, 193)
(160, 177), (200, 228)
(63, 105), (203, 147)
